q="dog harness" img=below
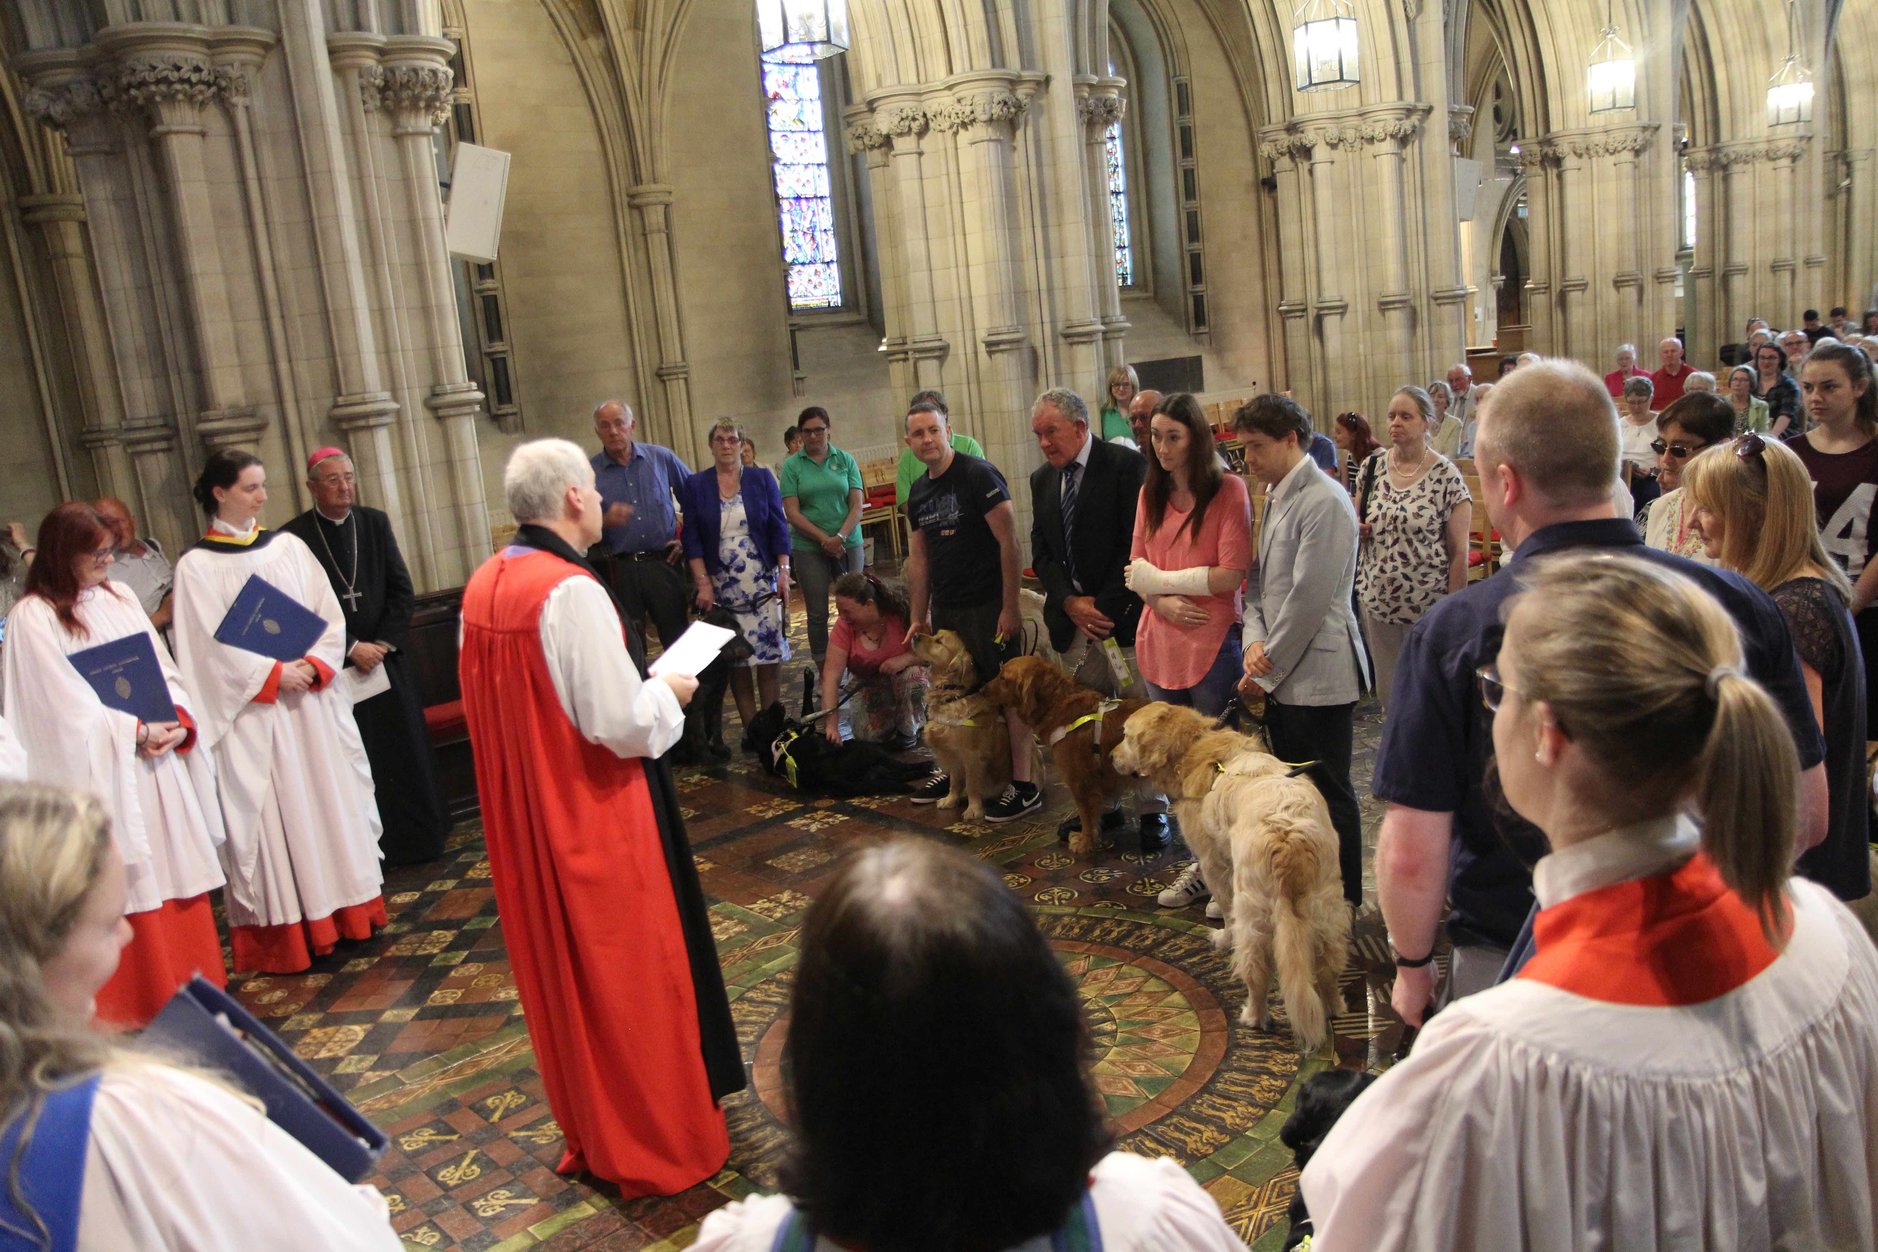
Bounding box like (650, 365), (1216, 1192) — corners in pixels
(1045, 699), (1123, 748)
(769, 1188), (1103, 1251)
(1214, 758), (1318, 778)
(769, 728), (803, 788)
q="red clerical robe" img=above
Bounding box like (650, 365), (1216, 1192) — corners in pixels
(458, 545), (730, 1196)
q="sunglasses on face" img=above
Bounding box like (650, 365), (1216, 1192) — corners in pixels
(1649, 439), (1705, 459)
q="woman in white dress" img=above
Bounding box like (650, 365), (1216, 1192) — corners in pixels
(171, 450), (385, 974)
(1301, 553), (1878, 1251)
(691, 838), (1246, 1252)
(0, 785), (404, 1250)
(3, 503), (226, 1026)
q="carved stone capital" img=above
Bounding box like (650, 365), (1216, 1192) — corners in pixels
(115, 54), (219, 113)
(844, 119), (888, 152)
(1547, 123), (1657, 160)
(22, 77), (108, 130)
(1312, 107), (1429, 151)
(1690, 137), (1810, 170)
(213, 65), (252, 107)
(1256, 129), (1314, 163)
(379, 63), (454, 128)
(876, 104), (929, 138)
(359, 65), (386, 112)
(1447, 105), (1475, 147)
(933, 88), (1028, 136)
(1076, 94), (1126, 129)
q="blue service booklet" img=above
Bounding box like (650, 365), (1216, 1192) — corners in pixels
(144, 977), (389, 1183)
(213, 575), (327, 663)
(67, 632), (178, 725)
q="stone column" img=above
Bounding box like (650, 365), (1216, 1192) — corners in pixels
(1684, 150), (1722, 363)
(873, 98), (950, 386)
(1258, 131), (1315, 399)
(378, 41), (490, 579)
(936, 76), (1038, 527)
(624, 185), (699, 466)
(1075, 78), (1129, 369)
(843, 115), (912, 398)
(1844, 148), (1877, 314)
(1516, 145), (1557, 352)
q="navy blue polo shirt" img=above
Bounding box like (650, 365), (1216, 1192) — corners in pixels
(1371, 518), (1826, 950)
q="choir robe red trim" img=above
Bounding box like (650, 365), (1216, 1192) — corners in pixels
(1520, 852), (1780, 1006)
(229, 898), (390, 974)
(458, 548), (730, 1197)
(94, 894), (226, 1027)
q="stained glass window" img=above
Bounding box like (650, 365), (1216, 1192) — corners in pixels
(1104, 119), (1133, 287)
(763, 54), (842, 310)
(1682, 168), (1697, 250)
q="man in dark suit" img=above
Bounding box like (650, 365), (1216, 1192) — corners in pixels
(283, 447), (450, 864)
(1028, 387), (1164, 849)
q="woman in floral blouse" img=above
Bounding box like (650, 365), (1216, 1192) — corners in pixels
(1353, 386), (1470, 708)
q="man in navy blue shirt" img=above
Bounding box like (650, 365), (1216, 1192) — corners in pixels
(1372, 359), (1828, 1026)
(589, 400), (693, 649)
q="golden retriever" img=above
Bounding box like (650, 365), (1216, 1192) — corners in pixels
(908, 629), (1012, 821)
(980, 656), (1147, 855)
(1112, 703), (1350, 1051)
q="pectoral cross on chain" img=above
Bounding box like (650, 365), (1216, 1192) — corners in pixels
(340, 586), (363, 611)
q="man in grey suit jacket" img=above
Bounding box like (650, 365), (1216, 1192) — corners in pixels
(1234, 395), (1371, 907)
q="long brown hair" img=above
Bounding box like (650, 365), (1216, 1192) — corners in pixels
(21, 503), (115, 638)
(1141, 393), (1222, 542)
(1504, 555), (1797, 942)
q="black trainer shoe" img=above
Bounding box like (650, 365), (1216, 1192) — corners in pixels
(1137, 811), (1171, 852)
(984, 782), (1043, 823)
(909, 771), (951, 803)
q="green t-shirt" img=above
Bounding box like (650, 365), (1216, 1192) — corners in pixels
(780, 446), (864, 551)
(1098, 405), (1133, 441)
(895, 433), (986, 505)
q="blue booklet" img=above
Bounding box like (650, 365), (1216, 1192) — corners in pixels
(145, 977), (389, 1183)
(68, 632), (178, 725)
(213, 575), (327, 663)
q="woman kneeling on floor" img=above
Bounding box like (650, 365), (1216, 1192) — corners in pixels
(691, 838), (1248, 1252)
(819, 572), (926, 751)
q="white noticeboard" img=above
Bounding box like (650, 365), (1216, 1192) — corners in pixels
(445, 142), (511, 263)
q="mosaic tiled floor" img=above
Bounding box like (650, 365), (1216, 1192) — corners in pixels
(224, 616), (1413, 1250)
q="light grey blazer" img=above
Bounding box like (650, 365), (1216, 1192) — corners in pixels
(1242, 457), (1371, 705)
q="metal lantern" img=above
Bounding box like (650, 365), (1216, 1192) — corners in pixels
(1586, 1), (1635, 114)
(756, 0), (850, 63)
(1292, 0), (1359, 94)
(1766, 0), (1813, 126)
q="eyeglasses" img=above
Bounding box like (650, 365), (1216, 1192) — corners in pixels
(799, 425), (828, 436)
(1648, 439), (1706, 459)
(1475, 664), (1518, 712)
(88, 546), (114, 563)
(1735, 431), (1767, 463)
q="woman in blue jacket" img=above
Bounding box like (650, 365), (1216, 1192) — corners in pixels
(682, 420), (792, 747)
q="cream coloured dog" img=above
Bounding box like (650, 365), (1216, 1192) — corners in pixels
(1111, 703), (1350, 1051)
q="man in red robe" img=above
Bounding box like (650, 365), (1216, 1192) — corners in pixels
(458, 438), (743, 1196)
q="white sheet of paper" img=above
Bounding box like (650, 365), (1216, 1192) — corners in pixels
(648, 621), (734, 678)
(343, 663), (392, 704)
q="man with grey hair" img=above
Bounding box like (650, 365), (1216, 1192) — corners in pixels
(1028, 387), (1161, 847)
(457, 437), (744, 1194)
(591, 400), (692, 650)
(1371, 360), (1827, 1027)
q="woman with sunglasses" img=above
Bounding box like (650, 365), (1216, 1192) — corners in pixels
(1684, 434), (1869, 903)
(1301, 553), (1878, 1250)
(1636, 393), (1735, 563)
(1, 503), (227, 1026)
(1752, 341), (1800, 437)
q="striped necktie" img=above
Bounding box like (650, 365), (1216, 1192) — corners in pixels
(1061, 461), (1080, 548)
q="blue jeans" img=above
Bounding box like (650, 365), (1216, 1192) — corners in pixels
(1144, 633), (1244, 718)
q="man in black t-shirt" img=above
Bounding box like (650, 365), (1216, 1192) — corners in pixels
(903, 401), (1041, 822)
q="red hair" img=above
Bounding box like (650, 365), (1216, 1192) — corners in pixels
(23, 502), (114, 637)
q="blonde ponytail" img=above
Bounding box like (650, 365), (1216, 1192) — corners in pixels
(1696, 671), (1796, 943)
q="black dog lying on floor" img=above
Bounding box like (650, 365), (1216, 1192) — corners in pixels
(745, 701), (932, 797)
(1278, 1067), (1378, 1250)
(669, 606), (755, 767)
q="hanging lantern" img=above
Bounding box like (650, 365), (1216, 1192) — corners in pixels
(1766, 0), (1813, 126)
(756, 0), (850, 63)
(1292, 0), (1359, 93)
(1586, 0), (1635, 114)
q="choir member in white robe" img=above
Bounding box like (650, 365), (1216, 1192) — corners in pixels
(171, 451), (386, 974)
(1301, 555), (1878, 1251)
(0, 785), (404, 1252)
(3, 501), (226, 1025)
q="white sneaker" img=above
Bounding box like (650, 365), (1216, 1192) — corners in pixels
(1157, 861), (1209, 908)
(1205, 898), (1224, 920)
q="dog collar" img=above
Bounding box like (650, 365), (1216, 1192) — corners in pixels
(1214, 758), (1317, 777)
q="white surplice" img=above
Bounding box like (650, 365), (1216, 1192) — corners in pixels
(171, 525), (382, 929)
(689, 1151), (1250, 1251)
(79, 1065), (404, 1251)
(0, 711), (25, 781)
(2, 585), (224, 913)
(539, 573), (684, 756)
(1301, 873), (1878, 1251)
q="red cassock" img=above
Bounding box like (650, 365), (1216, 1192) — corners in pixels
(458, 549), (730, 1196)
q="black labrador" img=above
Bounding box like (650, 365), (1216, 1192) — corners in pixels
(1278, 1067), (1378, 1250)
(745, 701), (931, 797)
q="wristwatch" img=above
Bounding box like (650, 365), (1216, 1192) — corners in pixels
(1390, 943), (1435, 969)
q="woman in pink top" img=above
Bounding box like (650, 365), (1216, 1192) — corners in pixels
(1124, 394), (1252, 715)
(820, 572), (926, 751)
